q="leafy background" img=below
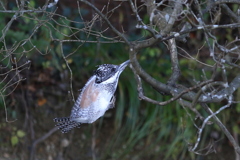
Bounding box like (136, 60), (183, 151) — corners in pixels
(0, 0), (239, 160)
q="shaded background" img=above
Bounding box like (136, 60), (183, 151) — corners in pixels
(0, 0), (239, 160)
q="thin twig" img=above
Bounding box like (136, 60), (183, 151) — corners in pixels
(201, 103), (240, 155)
(30, 127), (59, 160)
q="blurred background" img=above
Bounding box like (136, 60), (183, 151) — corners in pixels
(0, 0), (240, 160)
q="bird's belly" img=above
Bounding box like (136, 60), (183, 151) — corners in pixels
(72, 92), (113, 123)
(88, 96), (111, 123)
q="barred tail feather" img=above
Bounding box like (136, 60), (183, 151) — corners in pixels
(53, 117), (81, 133)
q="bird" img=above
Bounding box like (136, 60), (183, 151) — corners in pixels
(53, 60), (130, 133)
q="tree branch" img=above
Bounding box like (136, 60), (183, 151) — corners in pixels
(77, 0), (130, 45)
(167, 38), (181, 86)
(201, 103), (240, 155)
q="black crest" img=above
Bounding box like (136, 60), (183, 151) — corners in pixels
(94, 64), (118, 83)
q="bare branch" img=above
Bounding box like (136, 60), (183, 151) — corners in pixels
(167, 38), (181, 86)
(77, 0), (130, 45)
(130, 61), (214, 105)
(190, 99), (232, 153)
(201, 103), (240, 155)
(211, 0), (240, 5)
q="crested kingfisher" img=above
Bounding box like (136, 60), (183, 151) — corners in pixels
(54, 60), (130, 133)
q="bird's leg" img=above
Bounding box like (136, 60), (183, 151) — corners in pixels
(108, 95), (116, 109)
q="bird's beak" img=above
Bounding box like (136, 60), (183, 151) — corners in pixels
(119, 60), (130, 72)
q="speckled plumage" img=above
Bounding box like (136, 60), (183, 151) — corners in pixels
(54, 60), (130, 133)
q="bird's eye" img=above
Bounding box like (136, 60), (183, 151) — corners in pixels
(111, 68), (116, 72)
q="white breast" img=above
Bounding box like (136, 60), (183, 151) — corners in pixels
(88, 90), (112, 123)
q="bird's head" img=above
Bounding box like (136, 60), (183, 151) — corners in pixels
(94, 60), (130, 84)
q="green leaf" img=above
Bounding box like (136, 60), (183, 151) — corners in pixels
(236, 104), (240, 113)
(11, 136), (18, 146)
(28, 0), (36, 8)
(17, 130), (26, 138)
(233, 125), (240, 134)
